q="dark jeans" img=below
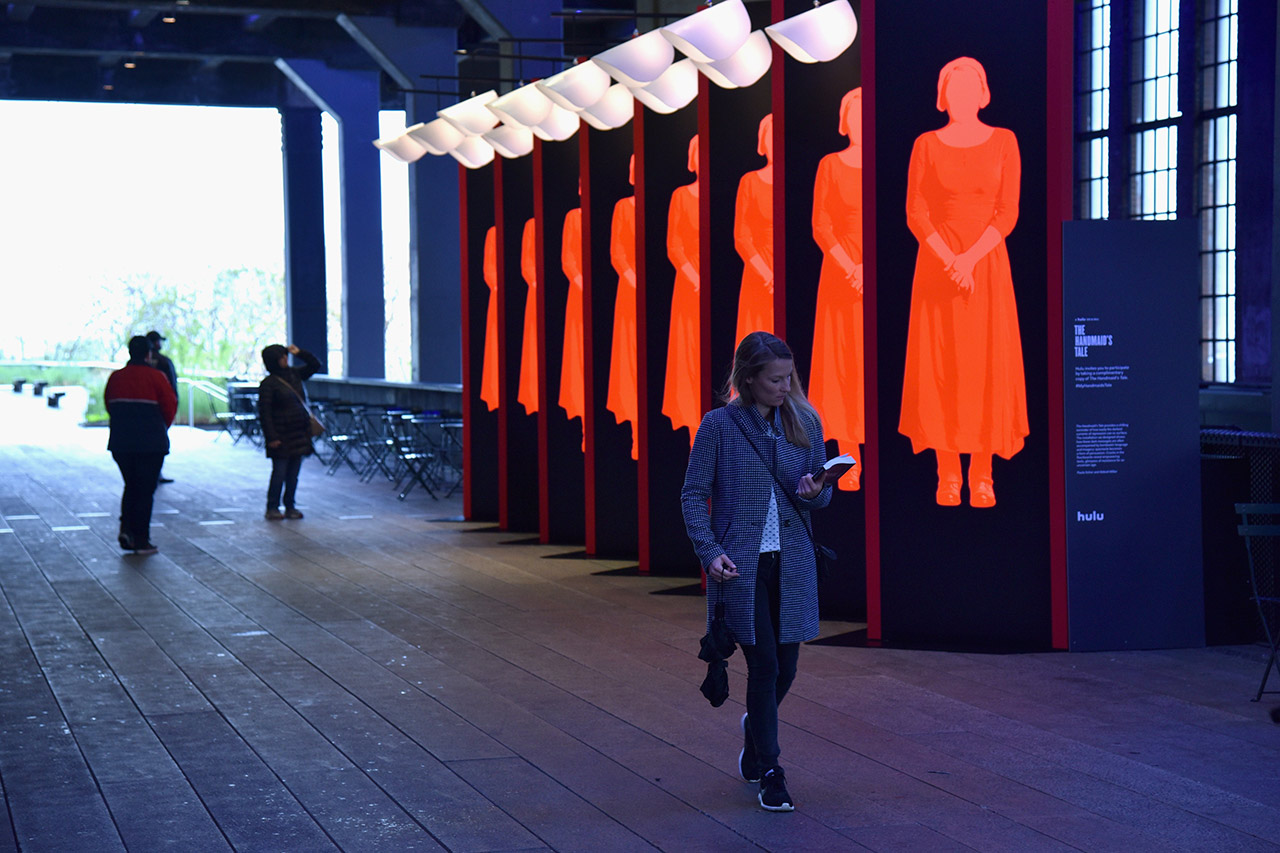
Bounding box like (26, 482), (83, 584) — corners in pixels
(267, 455), (304, 510)
(112, 452), (164, 544)
(740, 550), (800, 769)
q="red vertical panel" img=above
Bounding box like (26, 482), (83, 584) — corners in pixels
(697, 76), (712, 424)
(1047, 0), (1073, 649)
(459, 163), (474, 520)
(862, 0), (882, 641)
(580, 129), (597, 555)
(534, 140), (551, 543)
(771, 0), (786, 338)
(635, 104), (651, 573)
(494, 157), (510, 529)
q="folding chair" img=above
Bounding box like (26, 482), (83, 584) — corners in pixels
(321, 405), (365, 477)
(390, 416), (438, 500)
(1235, 502), (1280, 701)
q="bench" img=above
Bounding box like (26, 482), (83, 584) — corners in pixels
(31, 381), (48, 396)
(12, 379), (26, 393)
(47, 392), (66, 408)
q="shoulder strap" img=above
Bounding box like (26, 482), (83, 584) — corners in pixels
(273, 375), (311, 412)
(727, 406), (817, 543)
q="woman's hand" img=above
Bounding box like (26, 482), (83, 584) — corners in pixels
(286, 344), (300, 355)
(706, 554), (738, 581)
(796, 473), (823, 499)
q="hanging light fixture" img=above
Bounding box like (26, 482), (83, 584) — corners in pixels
(693, 30), (772, 89)
(629, 59), (699, 114)
(448, 135), (496, 169)
(406, 118), (466, 155)
(765, 0), (858, 63)
(577, 83), (635, 131)
(438, 90), (500, 136)
(373, 131), (428, 163)
(483, 124), (535, 159)
(660, 0), (751, 63)
(531, 103), (581, 142)
(536, 61), (612, 111)
(592, 29), (675, 88)
(487, 83), (555, 129)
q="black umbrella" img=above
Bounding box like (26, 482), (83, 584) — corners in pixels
(698, 593), (736, 707)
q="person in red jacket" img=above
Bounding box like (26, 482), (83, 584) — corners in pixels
(104, 335), (177, 554)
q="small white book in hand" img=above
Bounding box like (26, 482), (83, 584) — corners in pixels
(820, 454), (857, 482)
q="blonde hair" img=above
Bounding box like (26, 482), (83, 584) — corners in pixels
(724, 331), (817, 449)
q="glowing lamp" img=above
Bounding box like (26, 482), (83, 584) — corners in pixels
(536, 62), (612, 111)
(448, 135), (496, 169)
(531, 103), (581, 142)
(765, 0), (858, 63)
(487, 83), (554, 128)
(406, 118), (465, 155)
(592, 29), (675, 88)
(578, 83), (634, 131)
(483, 124), (535, 159)
(373, 131), (428, 163)
(660, 0), (751, 63)
(438, 90), (499, 136)
(630, 59), (699, 114)
(693, 30), (772, 89)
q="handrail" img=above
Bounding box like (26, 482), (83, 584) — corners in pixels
(178, 377), (230, 426)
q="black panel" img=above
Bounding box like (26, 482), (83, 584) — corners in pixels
(874, 0), (1052, 649)
(536, 139), (586, 545)
(497, 155), (538, 532)
(779, 0), (865, 621)
(637, 104), (700, 576)
(583, 124), (637, 557)
(464, 165), (498, 521)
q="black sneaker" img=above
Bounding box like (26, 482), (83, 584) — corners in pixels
(284, 508), (304, 519)
(759, 767), (794, 812)
(118, 532), (134, 551)
(738, 713), (761, 783)
(132, 542), (159, 556)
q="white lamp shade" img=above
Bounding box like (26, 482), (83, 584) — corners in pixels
(630, 58), (699, 114)
(693, 30), (772, 89)
(536, 62), (612, 111)
(406, 118), (466, 155)
(592, 29), (675, 87)
(660, 0), (751, 63)
(448, 135), (496, 169)
(483, 124), (535, 159)
(487, 83), (554, 128)
(765, 0), (858, 63)
(438, 89), (499, 136)
(578, 83), (635, 131)
(373, 132), (428, 163)
(531, 103), (581, 141)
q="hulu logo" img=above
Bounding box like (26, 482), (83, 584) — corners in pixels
(1076, 511), (1105, 522)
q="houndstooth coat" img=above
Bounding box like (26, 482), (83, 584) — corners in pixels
(681, 401), (832, 645)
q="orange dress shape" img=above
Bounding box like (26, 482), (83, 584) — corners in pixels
(558, 208), (585, 428)
(479, 225), (499, 412)
(810, 153), (864, 455)
(899, 128), (1028, 459)
(606, 195), (638, 460)
(517, 217), (538, 414)
(734, 170), (773, 343)
(663, 183), (701, 444)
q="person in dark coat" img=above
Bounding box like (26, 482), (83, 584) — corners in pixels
(681, 331), (833, 813)
(258, 343), (324, 520)
(146, 330), (179, 484)
(104, 335), (178, 554)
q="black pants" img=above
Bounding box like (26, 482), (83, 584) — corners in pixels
(113, 452), (164, 545)
(267, 455), (304, 510)
(740, 550), (800, 769)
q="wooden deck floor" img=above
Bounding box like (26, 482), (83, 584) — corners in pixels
(1, 389), (1279, 852)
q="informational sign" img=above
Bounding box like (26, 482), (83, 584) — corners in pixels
(1063, 220), (1203, 650)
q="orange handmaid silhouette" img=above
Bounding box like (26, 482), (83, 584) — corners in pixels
(664, 135), (701, 449)
(734, 113), (774, 344)
(558, 206), (585, 444)
(899, 57), (1029, 509)
(480, 225), (499, 412)
(606, 155), (638, 461)
(810, 89), (865, 491)
(517, 217), (539, 415)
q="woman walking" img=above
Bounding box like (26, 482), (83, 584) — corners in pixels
(258, 343), (324, 520)
(680, 331), (833, 811)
